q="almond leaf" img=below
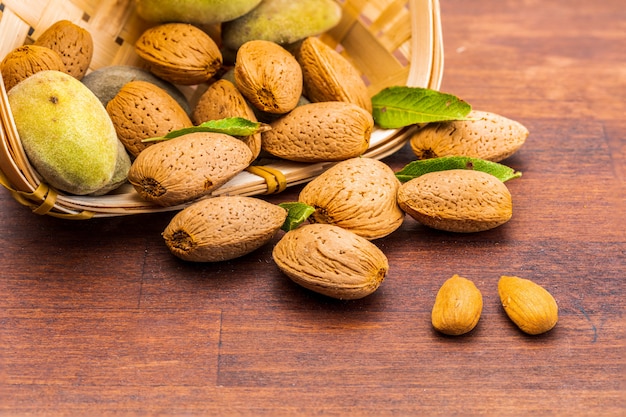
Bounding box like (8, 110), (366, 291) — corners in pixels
(142, 117), (270, 143)
(372, 86), (472, 129)
(395, 156), (522, 183)
(278, 202), (315, 232)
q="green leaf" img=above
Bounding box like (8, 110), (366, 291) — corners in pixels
(142, 117), (270, 143)
(395, 156), (522, 183)
(278, 202), (316, 232)
(371, 86), (472, 129)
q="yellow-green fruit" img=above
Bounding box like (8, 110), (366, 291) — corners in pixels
(135, 0), (261, 25)
(8, 70), (118, 195)
(89, 140), (131, 196)
(222, 0), (342, 50)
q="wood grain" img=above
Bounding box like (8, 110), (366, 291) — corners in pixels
(1, 0), (625, 415)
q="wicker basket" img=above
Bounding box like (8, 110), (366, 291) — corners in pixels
(0, 0), (443, 219)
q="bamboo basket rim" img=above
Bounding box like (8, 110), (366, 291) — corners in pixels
(0, 0), (444, 219)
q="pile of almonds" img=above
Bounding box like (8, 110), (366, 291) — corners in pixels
(0, 14), (557, 337)
(112, 22), (378, 207)
(1, 20), (93, 90)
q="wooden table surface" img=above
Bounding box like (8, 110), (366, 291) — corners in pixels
(1, 0), (625, 415)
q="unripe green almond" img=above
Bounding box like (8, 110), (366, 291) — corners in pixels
(135, 0), (262, 25)
(8, 70), (119, 195)
(222, 0), (342, 50)
(89, 140), (131, 196)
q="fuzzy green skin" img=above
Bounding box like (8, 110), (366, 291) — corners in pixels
(222, 0), (342, 50)
(89, 140), (131, 196)
(135, 0), (262, 25)
(8, 70), (118, 195)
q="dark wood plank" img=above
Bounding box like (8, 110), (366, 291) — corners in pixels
(0, 309), (221, 385)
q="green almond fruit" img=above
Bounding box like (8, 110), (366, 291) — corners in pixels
(88, 140), (131, 196)
(135, 0), (262, 25)
(8, 70), (119, 195)
(222, 0), (342, 50)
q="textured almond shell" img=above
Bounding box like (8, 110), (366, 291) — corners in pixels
(296, 36), (372, 112)
(128, 132), (252, 207)
(106, 80), (193, 158)
(397, 169), (513, 233)
(262, 101), (372, 162)
(410, 110), (529, 162)
(431, 275), (483, 336)
(163, 196), (287, 262)
(272, 223), (388, 300)
(234, 40), (302, 114)
(135, 23), (222, 85)
(192, 79), (261, 161)
(34, 20), (93, 80)
(498, 276), (558, 335)
(298, 157), (404, 239)
(0, 45), (66, 91)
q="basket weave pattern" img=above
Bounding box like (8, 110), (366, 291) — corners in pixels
(0, 0), (443, 218)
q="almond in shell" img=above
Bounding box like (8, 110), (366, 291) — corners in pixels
(106, 80), (193, 158)
(298, 157), (404, 239)
(127, 132), (253, 207)
(192, 78), (261, 161)
(234, 40), (302, 114)
(295, 36), (371, 112)
(163, 195), (287, 262)
(410, 110), (529, 162)
(498, 276), (558, 335)
(34, 20), (93, 80)
(81, 65), (191, 113)
(0, 45), (66, 91)
(262, 101), (373, 162)
(135, 23), (223, 85)
(397, 169), (513, 233)
(272, 223), (388, 300)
